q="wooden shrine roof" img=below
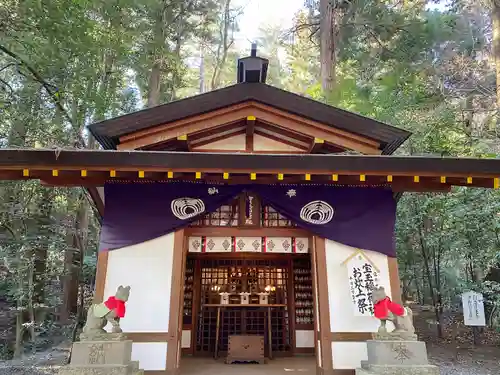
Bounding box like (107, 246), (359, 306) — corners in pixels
(0, 148), (499, 191)
(87, 83), (411, 154)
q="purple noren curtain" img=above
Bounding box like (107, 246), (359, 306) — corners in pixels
(99, 182), (396, 257)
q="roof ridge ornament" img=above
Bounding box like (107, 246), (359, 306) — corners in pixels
(237, 42), (269, 84)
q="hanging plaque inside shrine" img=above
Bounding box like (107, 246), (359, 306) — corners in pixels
(239, 192), (260, 227)
(345, 251), (380, 317)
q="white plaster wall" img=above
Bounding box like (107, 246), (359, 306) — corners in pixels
(182, 330), (191, 348)
(131, 343), (167, 371)
(325, 239), (394, 369)
(296, 330), (314, 348)
(254, 134), (302, 152)
(193, 134), (246, 151)
(325, 239), (392, 333)
(331, 342), (367, 369)
(103, 233), (175, 333)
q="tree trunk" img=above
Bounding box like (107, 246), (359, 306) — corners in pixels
(32, 188), (53, 304)
(199, 43), (205, 94)
(147, 13), (165, 108)
(147, 62), (162, 108)
(61, 192), (89, 320)
(211, 0), (232, 90)
(320, 0), (336, 92)
(493, 1), (500, 125)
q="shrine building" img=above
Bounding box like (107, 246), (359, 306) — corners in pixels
(1, 47), (500, 375)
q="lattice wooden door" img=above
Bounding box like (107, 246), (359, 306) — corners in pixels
(194, 258), (292, 356)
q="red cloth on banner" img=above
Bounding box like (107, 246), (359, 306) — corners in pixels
(373, 297), (404, 319)
(103, 296), (126, 318)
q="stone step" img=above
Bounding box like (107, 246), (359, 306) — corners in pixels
(361, 363), (440, 375)
(59, 364), (131, 375)
(355, 368), (373, 375)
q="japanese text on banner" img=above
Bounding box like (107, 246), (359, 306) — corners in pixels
(347, 254), (380, 316)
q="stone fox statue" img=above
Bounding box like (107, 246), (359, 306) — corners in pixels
(83, 285), (131, 335)
(371, 286), (415, 335)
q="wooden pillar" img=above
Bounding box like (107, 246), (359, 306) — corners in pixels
(166, 229), (187, 375)
(93, 250), (109, 303)
(311, 236), (333, 375)
(388, 257), (402, 304)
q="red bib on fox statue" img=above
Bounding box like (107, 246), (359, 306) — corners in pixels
(103, 296), (126, 318)
(373, 296), (405, 319)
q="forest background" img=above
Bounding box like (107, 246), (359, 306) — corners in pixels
(1, 0), (500, 359)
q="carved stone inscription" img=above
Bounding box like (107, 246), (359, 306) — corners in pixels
(88, 343), (106, 364)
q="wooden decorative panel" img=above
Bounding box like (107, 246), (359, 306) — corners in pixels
(234, 237), (262, 252)
(295, 238), (309, 254)
(187, 237), (309, 253)
(264, 237), (292, 253)
(205, 237), (233, 252)
(188, 236), (203, 252)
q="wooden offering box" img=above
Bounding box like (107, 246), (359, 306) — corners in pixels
(226, 335), (265, 364)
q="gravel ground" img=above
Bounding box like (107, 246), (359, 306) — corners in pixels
(427, 343), (500, 375)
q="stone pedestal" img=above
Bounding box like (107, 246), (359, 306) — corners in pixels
(60, 336), (144, 375)
(356, 339), (439, 375)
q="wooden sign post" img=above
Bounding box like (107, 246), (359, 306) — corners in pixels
(462, 291), (485, 345)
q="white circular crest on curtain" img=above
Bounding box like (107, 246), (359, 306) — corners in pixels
(299, 200), (335, 225)
(171, 198), (206, 220)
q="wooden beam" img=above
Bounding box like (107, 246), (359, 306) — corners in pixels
(249, 106), (382, 154)
(119, 102), (250, 142)
(309, 138), (325, 153)
(246, 115), (255, 152)
(253, 128), (309, 151)
(250, 102), (381, 148)
(117, 101), (382, 153)
(118, 108), (254, 150)
(189, 128), (246, 149)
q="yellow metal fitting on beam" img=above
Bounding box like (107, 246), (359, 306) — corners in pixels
(177, 134), (187, 141)
(247, 115), (256, 121)
(250, 173), (257, 180)
(440, 176), (446, 184)
(414, 176), (420, 183)
(195, 172), (201, 179)
(110, 170), (116, 177)
(314, 138), (324, 144)
(305, 174), (311, 181)
(278, 173), (284, 180)
(22, 169), (29, 177)
(332, 174), (338, 181)
(138, 170), (145, 178)
(167, 171), (173, 178)
(360, 174), (366, 182)
(467, 176), (472, 184)
(52, 170), (59, 177)
(81, 170), (87, 177)
(387, 175), (393, 182)
(494, 178), (499, 189)
(223, 172), (229, 180)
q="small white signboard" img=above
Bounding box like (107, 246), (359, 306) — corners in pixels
(462, 291), (485, 326)
(344, 251), (380, 317)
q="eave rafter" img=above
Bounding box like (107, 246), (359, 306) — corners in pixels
(116, 101), (383, 154)
(1, 149), (499, 192)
